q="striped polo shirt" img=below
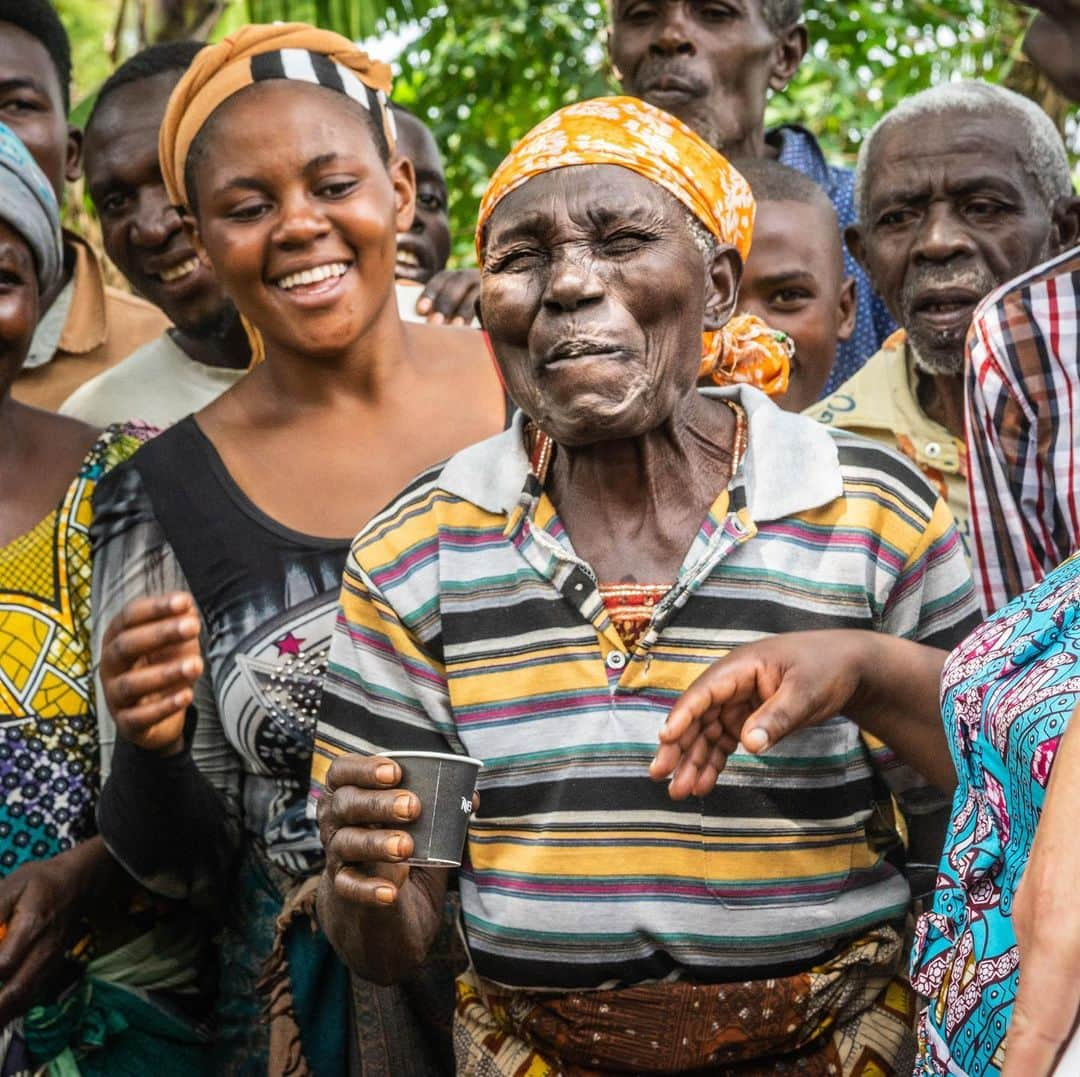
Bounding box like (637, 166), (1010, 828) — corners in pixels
(313, 386), (980, 991)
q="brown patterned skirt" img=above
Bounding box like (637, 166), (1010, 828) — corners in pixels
(453, 924), (917, 1075)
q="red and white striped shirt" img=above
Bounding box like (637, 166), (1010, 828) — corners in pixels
(966, 245), (1080, 613)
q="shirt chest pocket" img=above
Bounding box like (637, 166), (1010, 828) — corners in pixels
(699, 719), (869, 909)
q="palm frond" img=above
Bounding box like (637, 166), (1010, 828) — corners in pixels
(240, 0), (440, 38)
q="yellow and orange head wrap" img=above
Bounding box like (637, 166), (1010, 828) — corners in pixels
(476, 97), (792, 395)
(157, 23), (397, 367)
(159, 22), (396, 213)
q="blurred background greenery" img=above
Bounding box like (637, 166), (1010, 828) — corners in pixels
(55, 0), (1077, 264)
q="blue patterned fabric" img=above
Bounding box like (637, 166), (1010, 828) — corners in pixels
(771, 124), (895, 394)
(911, 551), (1080, 1075)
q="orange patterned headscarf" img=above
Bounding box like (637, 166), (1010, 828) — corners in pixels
(476, 97), (791, 395)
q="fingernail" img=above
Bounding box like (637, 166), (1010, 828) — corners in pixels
(451, 316), (466, 326)
(388, 835), (407, 859)
(168, 593), (187, 612)
(430, 312), (445, 325)
(393, 793), (414, 819)
(745, 728), (769, 752)
(178, 616), (199, 635)
(375, 886), (396, 905)
(416, 298), (430, 313)
(181, 657), (201, 678)
(172, 691), (189, 708)
(375, 763), (397, 785)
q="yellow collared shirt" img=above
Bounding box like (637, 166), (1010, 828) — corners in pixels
(806, 331), (970, 562)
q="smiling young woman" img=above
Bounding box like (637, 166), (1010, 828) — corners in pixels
(85, 24), (506, 1075)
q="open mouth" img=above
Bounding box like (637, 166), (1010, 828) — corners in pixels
(911, 288), (980, 329)
(273, 261), (352, 292)
(158, 257), (201, 284)
(396, 249), (422, 270)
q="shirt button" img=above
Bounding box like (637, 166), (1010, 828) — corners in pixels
(924, 442), (942, 459)
(605, 651), (627, 671)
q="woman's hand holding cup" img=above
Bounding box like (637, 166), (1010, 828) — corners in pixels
(317, 755), (421, 908)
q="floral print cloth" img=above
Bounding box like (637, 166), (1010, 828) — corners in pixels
(912, 551), (1080, 1074)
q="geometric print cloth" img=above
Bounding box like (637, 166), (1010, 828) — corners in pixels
(0, 421), (151, 871)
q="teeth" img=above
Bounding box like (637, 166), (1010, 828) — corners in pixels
(159, 257), (199, 283)
(276, 262), (350, 291)
(397, 250), (420, 267)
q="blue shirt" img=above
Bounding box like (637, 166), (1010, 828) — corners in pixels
(771, 124), (895, 394)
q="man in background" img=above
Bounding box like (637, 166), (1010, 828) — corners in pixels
(1, 0), (166, 411)
(62, 42), (250, 427)
(810, 81), (1079, 566)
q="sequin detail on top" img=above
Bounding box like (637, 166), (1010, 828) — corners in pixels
(0, 422), (152, 872)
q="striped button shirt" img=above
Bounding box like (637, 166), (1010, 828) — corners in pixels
(966, 245), (1080, 614)
(313, 386), (979, 991)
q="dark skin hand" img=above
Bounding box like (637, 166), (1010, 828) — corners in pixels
(99, 592), (204, 757)
(1019, 0), (1080, 101)
(651, 630), (953, 797)
(416, 268), (481, 326)
(315, 755), (455, 984)
(0, 837), (130, 1024)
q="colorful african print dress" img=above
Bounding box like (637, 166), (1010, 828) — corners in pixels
(0, 423), (210, 1076)
(912, 550), (1080, 1075)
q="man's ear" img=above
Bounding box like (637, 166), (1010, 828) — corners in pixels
(390, 154), (417, 236)
(703, 246), (742, 332)
(65, 125), (83, 184)
(837, 277), (857, 343)
(844, 224), (869, 274)
(769, 24), (808, 92)
(1050, 195), (1080, 256)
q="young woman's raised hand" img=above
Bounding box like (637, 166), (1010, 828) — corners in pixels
(99, 592), (203, 755)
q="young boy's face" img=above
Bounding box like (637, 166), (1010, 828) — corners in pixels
(737, 198), (856, 412)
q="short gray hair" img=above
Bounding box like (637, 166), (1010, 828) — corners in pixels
(760, 0), (802, 32)
(854, 80), (1072, 223)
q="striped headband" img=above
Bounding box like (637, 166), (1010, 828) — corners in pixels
(160, 23), (396, 210)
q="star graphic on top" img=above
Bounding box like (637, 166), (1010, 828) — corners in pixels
(273, 631), (305, 657)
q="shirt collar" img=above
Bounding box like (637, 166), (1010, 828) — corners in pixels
(440, 384), (842, 525)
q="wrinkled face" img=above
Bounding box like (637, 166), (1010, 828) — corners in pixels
(0, 21), (80, 202)
(480, 164), (738, 445)
(393, 112), (451, 283)
(736, 198), (853, 412)
(85, 74), (234, 337)
(609, 0), (786, 150)
(855, 111), (1057, 376)
(187, 81), (415, 361)
(0, 220), (40, 399)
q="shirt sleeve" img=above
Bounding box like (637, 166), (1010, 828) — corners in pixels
(91, 463), (243, 907)
(311, 544), (456, 805)
(966, 296), (1059, 613)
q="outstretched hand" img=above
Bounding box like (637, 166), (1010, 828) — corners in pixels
(416, 269), (481, 326)
(99, 591), (203, 755)
(651, 632), (868, 800)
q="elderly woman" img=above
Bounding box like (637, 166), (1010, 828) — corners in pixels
(311, 98), (981, 1075)
(0, 125), (207, 1072)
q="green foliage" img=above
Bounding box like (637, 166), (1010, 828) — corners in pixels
(392, 1), (615, 262)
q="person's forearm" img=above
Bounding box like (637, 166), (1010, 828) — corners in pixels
(317, 867), (447, 986)
(1024, 10), (1080, 101)
(97, 733), (239, 909)
(846, 634), (953, 791)
(61, 836), (132, 912)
